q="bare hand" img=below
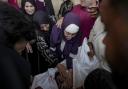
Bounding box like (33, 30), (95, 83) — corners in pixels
(26, 43), (33, 53)
(87, 6), (98, 18)
(56, 17), (64, 29)
(87, 42), (95, 59)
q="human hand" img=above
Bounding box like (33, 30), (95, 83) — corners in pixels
(87, 6), (98, 18)
(56, 17), (64, 29)
(87, 42), (95, 59)
(26, 42), (33, 53)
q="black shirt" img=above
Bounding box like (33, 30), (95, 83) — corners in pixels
(0, 44), (31, 89)
(84, 69), (118, 89)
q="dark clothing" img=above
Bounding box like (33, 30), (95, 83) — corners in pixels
(44, 0), (55, 16)
(44, 0), (56, 24)
(0, 44), (31, 89)
(33, 10), (50, 25)
(23, 43), (41, 76)
(22, 10), (55, 76)
(20, 3), (39, 76)
(37, 30), (50, 46)
(36, 30), (59, 67)
(35, 0), (56, 24)
(22, 28), (58, 76)
(35, 0), (55, 16)
(84, 69), (118, 89)
(25, 10), (58, 76)
(111, 70), (128, 89)
(35, 0), (46, 11)
(0, 2), (35, 89)
(21, 0), (36, 13)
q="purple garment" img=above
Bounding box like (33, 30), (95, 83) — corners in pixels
(21, 0), (36, 10)
(72, 5), (96, 42)
(35, 0), (46, 11)
(50, 12), (81, 69)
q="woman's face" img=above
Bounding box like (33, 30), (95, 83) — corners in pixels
(14, 40), (27, 55)
(24, 2), (35, 15)
(40, 24), (49, 31)
(64, 31), (77, 40)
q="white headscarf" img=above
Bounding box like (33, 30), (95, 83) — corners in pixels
(65, 24), (79, 34)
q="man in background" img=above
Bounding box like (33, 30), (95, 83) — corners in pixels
(84, 0), (128, 89)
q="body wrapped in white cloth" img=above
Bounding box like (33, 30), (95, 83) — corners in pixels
(31, 38), (99, 89)
(73, 38), (99, 89)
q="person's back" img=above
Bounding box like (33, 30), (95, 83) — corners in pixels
(0, 44), (31, 89)
(0, 1), (35, 89)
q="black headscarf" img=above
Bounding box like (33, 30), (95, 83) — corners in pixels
(21, 0), (36, 11)
(33, 10), (51, 46)
(21, 0), (36, 20)
(33, 10), (50, 25)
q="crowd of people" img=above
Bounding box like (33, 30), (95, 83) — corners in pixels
(0, 0), (128, 89)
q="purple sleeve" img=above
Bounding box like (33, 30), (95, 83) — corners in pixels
(50, 25), (62, 48)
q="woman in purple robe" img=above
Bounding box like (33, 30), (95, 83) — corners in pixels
(50, 12), (81, 71)
(50, 13), (81, 89)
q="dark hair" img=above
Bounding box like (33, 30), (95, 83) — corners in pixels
(0, 2), (36, 47)
(21, 0), (36, 14)
(33, 10), (50, 25)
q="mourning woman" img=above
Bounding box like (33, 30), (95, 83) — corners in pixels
(21, 0), (40, 76)
(21, 0), (36, 20)
(50, 12), (81, 71)
(32, 10), (58, 74)
(31, 12), (81, 89)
